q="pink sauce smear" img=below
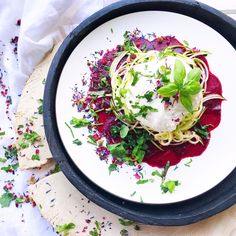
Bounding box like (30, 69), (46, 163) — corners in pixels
(88, 35), (223, 168)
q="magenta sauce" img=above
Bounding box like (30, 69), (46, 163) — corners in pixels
(88, 36), (223, 168)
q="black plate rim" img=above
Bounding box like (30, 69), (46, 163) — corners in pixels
(44, 0), (236, 226)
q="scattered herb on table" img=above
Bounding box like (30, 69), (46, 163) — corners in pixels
(161, 180), (180, 194)
(37, 99), (43, 114)
(31, 154), (40, 161)
(0, 131), (6, 136)
(70, 117), (91, 128)
(23, 131), (41, 144)
(56, 223), (76, 236)
(0, 191), (14, 208)
(89, 221), (101, 236)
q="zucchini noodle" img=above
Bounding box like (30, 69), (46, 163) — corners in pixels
(109, 44), (224, 148)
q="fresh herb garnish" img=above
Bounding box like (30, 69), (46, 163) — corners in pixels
(37, 99), (43, 114)
(31, 154), (40, 161)
(0, 131), (6, 136)
(0, 191), (14, 208)
(17, 140), (29, 149)
(87, 135), (97, 145)
(73, 139), (82, 146)
(137, 91), (154, 102)
(65, 122), (75, 138)
(184, 158), (193, 167)
(136, 179), (149, 185)
(89, 221), (101, 236)
(119, 219), (135, 226)
(130, 69), (139, 86)
(23, 131), (41, 144)
(194, 124), (210, 139)
(108, 163), (118, 174)
(107, 143), (127, 160)
(132, 104), (158, 118)
(160, 180), (180, 194)
(1, 163), (19, 172)
(119, 124), (129, 138)
(56, 223), (76, 236)
(157, 60), (202, 112)
(70, 117), (90, 128)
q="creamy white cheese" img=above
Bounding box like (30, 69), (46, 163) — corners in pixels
(117, 55), (202, 132)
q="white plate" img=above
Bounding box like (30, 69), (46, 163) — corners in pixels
(56, 11), (236, 204)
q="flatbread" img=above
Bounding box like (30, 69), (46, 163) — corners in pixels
(29, 172), (236, 236)
(14, 43), (61, 169)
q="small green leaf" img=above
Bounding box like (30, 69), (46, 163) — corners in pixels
(180, 93), (193, 112)
(70, 117), (90, 128)
(183, 80), (202, 95)
(119, 218), (135, 226)
(151, 170), (162, 177)
(107, 143), (127, 160)
(0, 192), (14, 208)
(0, 158), (7, 163)
(31, 154), (40, 161)
(17, 140), (29, 149)
(174, 59), (186, 87)
(56, 223), (76, 236)
(108, 163), (118, 174)
(73, 139), (82, 146)
(120, 125), (129, 138)
(0, 131), (6, 136)
(161, 180), (180, 193)
(15, 197), (25, 204)
(136, 179), (149, 185)
(157, 83), (178, 97)
(23, 131), (40, 144)
(187, 68), (201, 82)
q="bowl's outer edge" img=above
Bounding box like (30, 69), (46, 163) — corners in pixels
(43, 0), (236, 226)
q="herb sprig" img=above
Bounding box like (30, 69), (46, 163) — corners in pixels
(157, 59), (202, 112)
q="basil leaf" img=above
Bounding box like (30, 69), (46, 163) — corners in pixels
(120, 125), (129, 138)
(157, 83), (178, 97)
(174, 59), (186, 88)
(187, 68), (201, 82)
(180, 93), (193, 112)
(182, 80), (202, 95)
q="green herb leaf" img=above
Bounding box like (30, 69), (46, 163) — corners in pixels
(119, 218), (135, 226)
(130, 69), (139, 86)
(0, 192), (14, 208)
(161, 180), (180, 194)
(0, 131), (6, 136)
(151, 170), (162, 177)
(56, 223), (76, 236)
(194, 124), (210, 139)
(120, 125), (129, 138)
(0, 158), (7, 163)
(137, 91), (154, 102)
(107, 143), (127, 160)
(15, 197), (25, 204)
(180, 93), (193, 112)
(17, 140), (29, 149)
(108, 163), (118, 174)
(174, 59), (186, 87)
(120, 229), (129, 236)
(23, 131), (40, 144)
(157, 83), (178, 97)
(187, 68), (201, 82)
(87, 135), (97, 145)
(88, 90), (105, 97)
(184, 158), (193, 167)
(89, 221), (101, 236)
(73, 139), (82, 146)
(37, 99), (43, 114)
(70, 117), (90, 128)
(31, 154), (40, 161)
(182, 80), (201, 95)
(136, 179), (149, 185)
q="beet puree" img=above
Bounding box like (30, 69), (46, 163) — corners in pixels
(88, 34), (222, 168)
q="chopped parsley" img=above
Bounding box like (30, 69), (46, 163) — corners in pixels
(89, 221), (101, 236)
(70, 117), (90, 128)
(23, 131), (41, 144)
(17, 140), (29, 149)
(137, 91), (154, 102)
(31, 154), (40, 161)
(194, 124), (210, 139)
(0, 131), (6, 136)
(56, 223), (76, 236)
(132, 103), (158, 118)
(108, 163), (118, 174)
